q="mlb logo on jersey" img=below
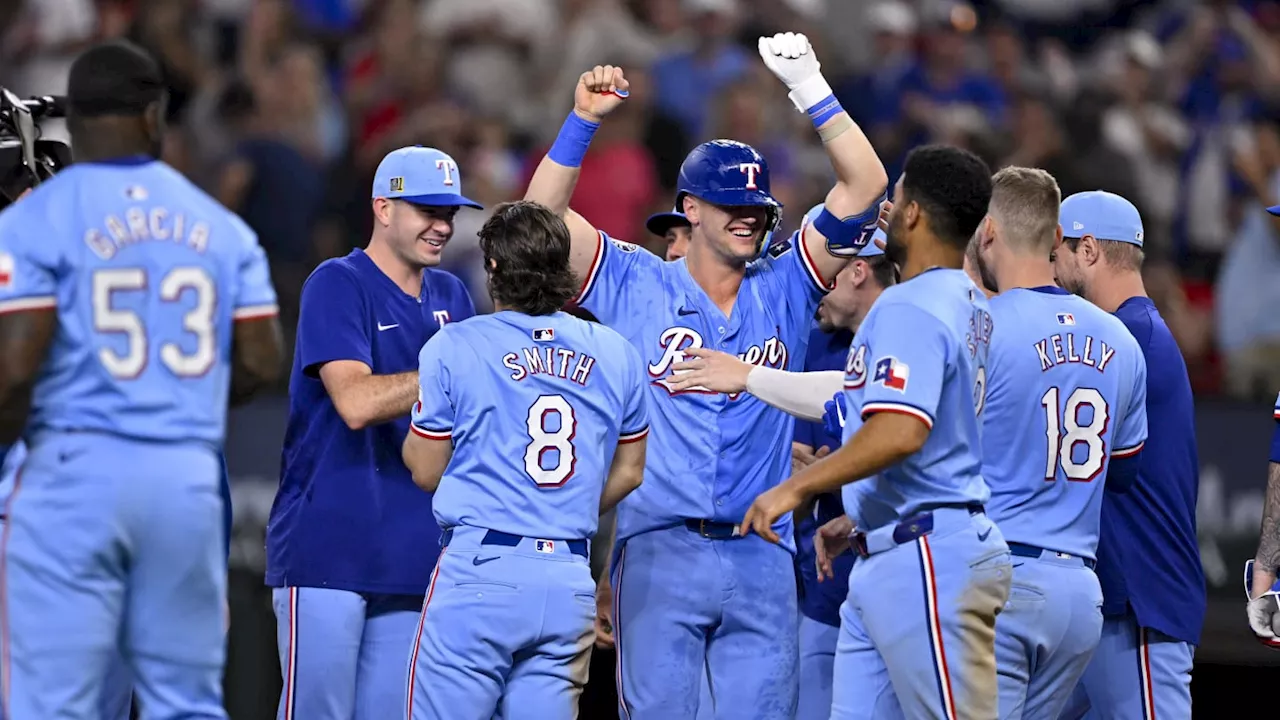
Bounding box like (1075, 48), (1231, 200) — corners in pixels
(535, 539), (555, 554)
(1056, 313), (1076, 326)
(873, 356), (909, 392)
(533, 328), (555, 341)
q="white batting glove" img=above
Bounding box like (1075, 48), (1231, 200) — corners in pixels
(757, 32), (833, 114)
(1245, 559), (1280, 648)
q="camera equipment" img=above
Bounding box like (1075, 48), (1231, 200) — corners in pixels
(0, 88), (72, 209)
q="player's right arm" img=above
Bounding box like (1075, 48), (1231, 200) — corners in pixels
(1104, 347), (1149, 493)
(523, 65), (630, 284)
(600, 342), (650, 513)
(666, 347), (843, 421)
(297, 263), (416, 430)
(404, 333), (458, 492)
(1252, 396), (1280, 607)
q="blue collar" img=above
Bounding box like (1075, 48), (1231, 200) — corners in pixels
(79, 155), (154, 167)
(1026, 285), (1070, 296)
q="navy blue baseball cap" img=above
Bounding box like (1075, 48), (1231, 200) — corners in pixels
(645, 205), (691, 236)
(801, 204), (884, 257)
(1268, 204), (1280, 217)
(1059, 190), (1144, 246)
(372, 146), (482, 209)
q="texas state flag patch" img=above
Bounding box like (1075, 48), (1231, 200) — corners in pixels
(873, 356), (909, 392)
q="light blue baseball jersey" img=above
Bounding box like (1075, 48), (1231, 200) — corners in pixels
(575, 230), (827, 548)
(839, 268), (991, 531)
(0, 157), (277, 445)
(412, 310), (650, 539)
(983, 287), (1147, 560)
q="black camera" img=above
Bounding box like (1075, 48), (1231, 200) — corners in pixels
(0, 88), (73, 210)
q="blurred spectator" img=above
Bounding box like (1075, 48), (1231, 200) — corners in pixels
(650, 0), (752, 140)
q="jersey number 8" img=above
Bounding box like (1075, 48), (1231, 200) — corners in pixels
(93, 267), (216, 379)
(524, 394), (577, 487)
(1041, 386), (1109, 482)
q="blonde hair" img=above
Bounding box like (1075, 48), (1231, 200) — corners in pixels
(989, 166), (1062, 254)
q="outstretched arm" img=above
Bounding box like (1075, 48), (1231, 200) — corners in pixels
(524, 65), (631, 283)
(665, 347), (841, 422)
(1254, 461), (1280, 598)
(758, 33), (888, 286)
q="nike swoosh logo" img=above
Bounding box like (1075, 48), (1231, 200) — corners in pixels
(676, 308), (697, 316)
(377, 322), (399, 331)
(978, 528), (992, 541)
(472, 556), (500, 566)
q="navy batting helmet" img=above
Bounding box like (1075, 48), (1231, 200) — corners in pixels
(675, 140), (783, 235)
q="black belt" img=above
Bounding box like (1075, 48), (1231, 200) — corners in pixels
(852, 503), (985, 558)
(441, 528), (588, 558)
(684, 519), (740, 539)
(1008, 542), (1095, 570)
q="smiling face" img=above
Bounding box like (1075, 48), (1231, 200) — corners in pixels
(684, 196), (769, 264)
(376, 199), (459, 268)
(665, 226), (692, 261)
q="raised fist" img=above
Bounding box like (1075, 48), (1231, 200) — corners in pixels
(574, 65), (630, 124)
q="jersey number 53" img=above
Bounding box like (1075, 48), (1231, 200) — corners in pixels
(93, 267), (216, 379)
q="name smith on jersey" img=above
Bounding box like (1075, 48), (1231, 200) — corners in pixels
(502, 346), (597, 385)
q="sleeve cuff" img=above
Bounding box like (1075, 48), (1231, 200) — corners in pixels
(861, 401), (934, 430)
(0, 295), (57, 314)
(796, 228), (834, 294)
(573, 230), (607, 305)
(411, 424), (452, 440)
(234, 303), (279, 321)
(619, 426), (649, 444)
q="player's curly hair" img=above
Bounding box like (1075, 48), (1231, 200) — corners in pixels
(479, 201), (579, 316)
(901, 145), (993, 251)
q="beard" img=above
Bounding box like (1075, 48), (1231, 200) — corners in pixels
(883, 212), (908, 269)
(973, 247), (999, 294)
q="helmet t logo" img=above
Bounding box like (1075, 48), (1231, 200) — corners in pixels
(738, 162), (761, 190)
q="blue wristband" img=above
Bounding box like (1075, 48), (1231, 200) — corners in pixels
(548, 112), (600, 168)
(806, 93), (843, 128)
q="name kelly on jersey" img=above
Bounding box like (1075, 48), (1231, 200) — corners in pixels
(1035, 333), (1117, 373)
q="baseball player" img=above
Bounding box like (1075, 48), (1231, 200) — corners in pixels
(666, 206), (895, 720)
(647, 206), (692, 261)
(0, 40), (283, 718)
(740, 145), (1013, 720)
(402, 200), (649, 719)
(1053, 191), (1205, 720)
(524, 31), (889, 719)
(266, 146), (479, 719)
(971, 169), (1148, 719)
(1247, 205), (1280, 648)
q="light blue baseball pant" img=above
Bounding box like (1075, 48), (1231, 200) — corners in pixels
(272, 587), (422, 720)
(1059, 613), (1194, 720)
(407, 525), (595, 720)
(2, 431), (225, 719)
(797, 615), (839, 720)
(696, 668), (714, 719)
(611, 524), (799, 720)
(831, 507), (1011, 720)
(994, 547), (1103, 719)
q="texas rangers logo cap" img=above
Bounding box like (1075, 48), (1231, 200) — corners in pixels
(1059, 190), (1144, 247)
(372, 146), (483, 209)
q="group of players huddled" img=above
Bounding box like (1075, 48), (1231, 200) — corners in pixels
(0, 26), (1218, 720)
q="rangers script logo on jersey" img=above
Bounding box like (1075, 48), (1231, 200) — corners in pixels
(647, 326), (788, 399)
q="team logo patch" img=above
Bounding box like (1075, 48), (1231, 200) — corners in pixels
(1056, 313), (1076, 326)
(533, 328), (554, 341)
(610, 238), (639, 253)
(844, 344), (868, 389)
(535, 539), (555, 554)
(1072, 221), (1084, 231)
(0, 251), (13, 289)
(766, 238), (791, 259)
(389, 176), (404, 192)
(873, 356), (909, 392)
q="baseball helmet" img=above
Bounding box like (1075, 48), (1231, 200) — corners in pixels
(675, 140), (783, 235)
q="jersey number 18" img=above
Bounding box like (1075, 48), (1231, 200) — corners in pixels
(1041, 386), (1109, 482)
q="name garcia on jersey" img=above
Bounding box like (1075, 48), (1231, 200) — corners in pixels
(1034, 332), (1116, 374)
(84, 205), (212, 260)
(647, 326), (788, 399)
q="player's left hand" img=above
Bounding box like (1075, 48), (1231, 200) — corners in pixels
(741, 482), (804, 544)
(594, 574), (615, 649)
(1246, 559), (1280, 648)
(758, 32), (821, 93)
(667, 348), (752, 394)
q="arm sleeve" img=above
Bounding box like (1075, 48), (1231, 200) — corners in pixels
(859, 302), (950, 430)
(618, 343), (650, 443)
(296, 264), (371, 376)
(411, 333), (455, 439)
(574, 231), (664, 327)
(1270, 393), (1280, 463)
(1112, 352), (1148, 459)
(232, 220), (279, 320)
(745, 367), (845, 423)
(0, 200), (60, 314)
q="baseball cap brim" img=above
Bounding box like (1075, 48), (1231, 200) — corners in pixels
(646, 212), (690, 236)
(1268, 205), (1280, 217)
(391, 192), (483, 210)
